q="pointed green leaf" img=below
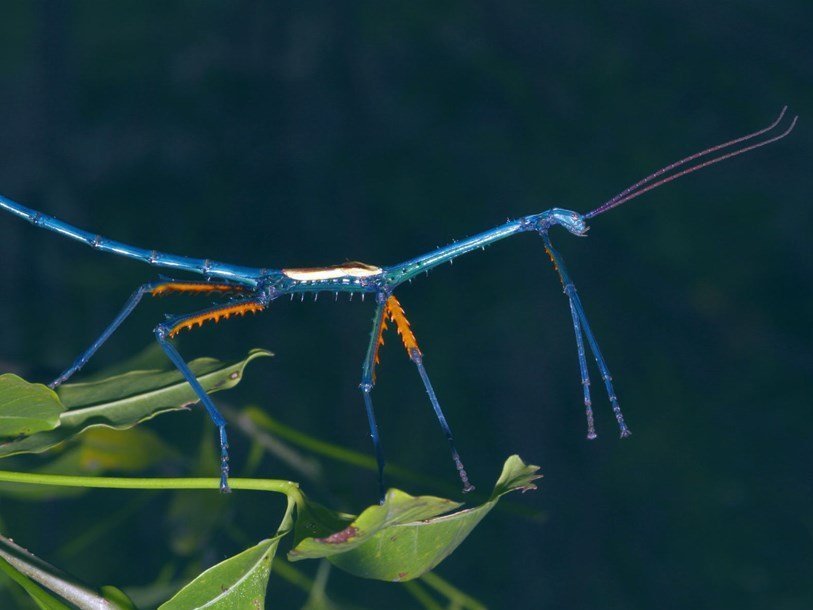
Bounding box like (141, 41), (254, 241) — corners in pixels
(79, 342), (169, 381)
(160, 495), (296, 609)
(290, 491), (461, 561)
(0, 375), (64, 437)
(289, 455), (541, 581)
(0, 349), (272, 458)
(100, 586), (139, 609)
(159, 536), (282, 609)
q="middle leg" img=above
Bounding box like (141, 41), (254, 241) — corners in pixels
(154, 298), (267, 492)
(384, 295), (474, 493)
(359, 297), (389, 501)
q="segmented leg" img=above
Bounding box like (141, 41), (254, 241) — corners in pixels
(155, 297), (267, 492)
(49, 279), (247, 388)
(567, 296), (597, 439)
(385, 295), (474, 493)
(542, 233), (630, 438)
(359, 298), (388, 501)
(538, 236), (597, 438)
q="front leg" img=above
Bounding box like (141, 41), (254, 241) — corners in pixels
(542, 233), (631, 438)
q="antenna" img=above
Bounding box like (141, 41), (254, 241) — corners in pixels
(585, 108), (797, 220)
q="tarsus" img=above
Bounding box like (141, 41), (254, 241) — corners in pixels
(585, 107), (797, 220)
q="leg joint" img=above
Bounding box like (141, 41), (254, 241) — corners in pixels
(154, 323), (171, 340)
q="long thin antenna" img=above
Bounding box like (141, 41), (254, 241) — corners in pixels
(585, 108), (797, 220)
(595, 107), (788, 214)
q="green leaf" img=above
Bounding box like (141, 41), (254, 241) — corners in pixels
(159, 536), (282, 609)
(100, 586), (139, 610)
(0, 349), (272, 458)
(289, 455), (541, 581)
(0, 534), (134, 609)
(0, 374), (64, 437)
(72, 426), (179, 473)
(290, 492), (461, 561)
(78, 342), (169, 381)
(160, 494), (296, 609)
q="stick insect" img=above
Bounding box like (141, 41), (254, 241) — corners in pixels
(0, 108), (796, 497)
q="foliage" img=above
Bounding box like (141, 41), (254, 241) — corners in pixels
(0, 351), (540, 608)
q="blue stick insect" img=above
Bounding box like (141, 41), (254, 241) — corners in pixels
(0, 108), (796, 497)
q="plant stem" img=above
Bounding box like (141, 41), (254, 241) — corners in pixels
(421, 572), (487, 610)
(401, 580), (445, 610)
(0, 470), (305, 505)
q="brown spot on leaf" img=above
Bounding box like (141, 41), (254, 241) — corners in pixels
(316, 525), (359, 544)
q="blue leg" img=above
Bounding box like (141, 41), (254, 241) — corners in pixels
(155, 323), (232, 493)
(408, 348), (474, 492)
(50, 279), (243, 388)
(151, 297), (268, 493)
(384, 295), (473, 492)
(566, 297), (597, 439)
(543, 234), (630, 438)
(571, 290), (631, 437)
(360, 299), (388, 502)
(50, 283), (155, 388)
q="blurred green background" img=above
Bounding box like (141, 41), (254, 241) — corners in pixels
(0, 1), (810, 608)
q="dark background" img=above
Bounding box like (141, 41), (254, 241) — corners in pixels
(0, 2), (810, 608)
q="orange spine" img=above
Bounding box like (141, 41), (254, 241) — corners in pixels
(371, 309), (389, 383)
(385, 295), (421, 356)
(374, 315), (388, 366)
(151, 282), (246, 297)
(544, 246), (564, 288)
(169, 302), (265, 337)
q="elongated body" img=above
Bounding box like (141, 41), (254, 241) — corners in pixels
(0, 108), (796, 496)
(0, 198), (582, 292)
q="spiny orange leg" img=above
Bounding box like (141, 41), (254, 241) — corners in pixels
(162, 300), (266, 338)
(50, 279), (248, 388)
(385, 295), (474, 493)
(154, 297), (267, 493)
